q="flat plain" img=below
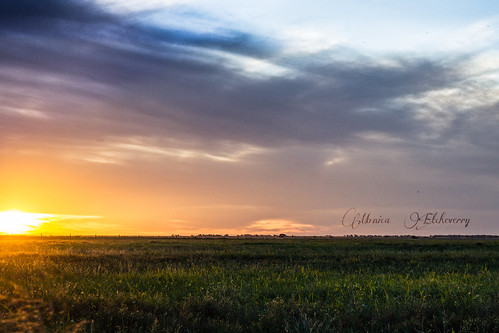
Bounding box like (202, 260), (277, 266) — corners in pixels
(0, 236), (497, 332)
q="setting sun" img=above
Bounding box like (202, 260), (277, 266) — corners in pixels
(0, 210), (51, 234)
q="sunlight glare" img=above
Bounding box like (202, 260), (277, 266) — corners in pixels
(0, 210), (51, 234)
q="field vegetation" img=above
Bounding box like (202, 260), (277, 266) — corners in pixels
(0, 236), (498, 332)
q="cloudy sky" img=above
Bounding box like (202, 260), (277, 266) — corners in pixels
(1, 0), (498, 235)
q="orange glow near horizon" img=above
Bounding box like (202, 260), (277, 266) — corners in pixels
(0, 210), (52, 235)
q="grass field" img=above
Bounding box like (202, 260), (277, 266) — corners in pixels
(0, 236), (497, 332)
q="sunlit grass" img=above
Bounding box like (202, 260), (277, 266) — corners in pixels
(0, 237), (497, 332)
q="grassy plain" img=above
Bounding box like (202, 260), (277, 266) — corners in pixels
(0, 236), (497, 332)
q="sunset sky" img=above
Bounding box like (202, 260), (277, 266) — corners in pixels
(1, 0), (498, 236)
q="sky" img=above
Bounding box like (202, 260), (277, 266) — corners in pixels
(0, 0), (498, 236)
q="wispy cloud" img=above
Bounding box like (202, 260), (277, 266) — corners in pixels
(243, 219), (318, 235)
(35, 214), (111, 235)
(61, 137), (266, 165)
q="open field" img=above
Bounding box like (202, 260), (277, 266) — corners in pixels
(0, 236), (498, 332)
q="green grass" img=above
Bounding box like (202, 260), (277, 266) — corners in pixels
(0, 237), (498, 332)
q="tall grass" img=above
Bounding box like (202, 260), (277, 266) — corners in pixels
(0, 237), (497, 332)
